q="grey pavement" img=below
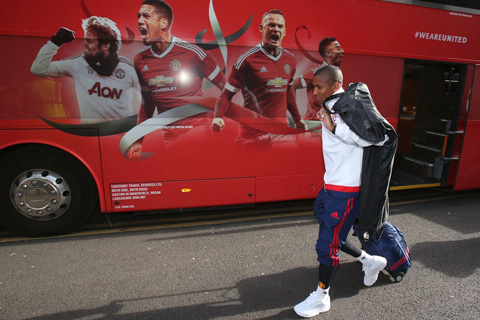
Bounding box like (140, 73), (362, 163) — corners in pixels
(0, 190), (479, 319)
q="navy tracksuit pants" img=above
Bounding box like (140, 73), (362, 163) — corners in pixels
(314, 187), (360, 266)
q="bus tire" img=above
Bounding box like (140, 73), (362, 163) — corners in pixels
(0, 144), (99, 237)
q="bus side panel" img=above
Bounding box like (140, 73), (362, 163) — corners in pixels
(98, 123), (325, 212)
(341, 54), (404, 121)
(454, 65), (480, 190)
(299, 53), (403, 128)
(444, 64), (474, 187)
(109, 178), (256, 213)
(256, 174), (323, 203)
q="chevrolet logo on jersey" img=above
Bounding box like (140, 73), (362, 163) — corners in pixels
(149, 75), (174, 87)
(267, 77), (288, 88)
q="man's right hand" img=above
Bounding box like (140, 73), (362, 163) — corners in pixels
(212, 118), (225, 133)
(317, 107), (335, 132)
(126, 142), (143, 160)
(50, 27), (75, 47)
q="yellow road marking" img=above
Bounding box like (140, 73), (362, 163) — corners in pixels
(390, 183), (441, 191)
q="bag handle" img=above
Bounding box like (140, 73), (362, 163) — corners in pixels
(322, 93), (344, 114)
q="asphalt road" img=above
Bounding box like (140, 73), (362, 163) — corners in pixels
(0, 189), (479, 320)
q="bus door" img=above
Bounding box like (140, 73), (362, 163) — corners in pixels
(392, 59), (468, 190)
(454, 64), (480, 190)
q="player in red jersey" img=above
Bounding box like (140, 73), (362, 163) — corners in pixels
(293, 37), (344, 120)
(212, 9), (305, 145)
(127, 0), (225, 160)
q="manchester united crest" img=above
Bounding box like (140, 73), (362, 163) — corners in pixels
(115, 68), (126, 79)
(170, 59), (181, 71)
(284, 64), (291, 75)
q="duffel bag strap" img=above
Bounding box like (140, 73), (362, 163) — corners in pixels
(322, 93), (344, 114)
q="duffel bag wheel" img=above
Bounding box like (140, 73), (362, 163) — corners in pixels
(394, 272), (405, 282)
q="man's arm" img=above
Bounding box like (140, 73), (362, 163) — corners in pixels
(125, 63), (157, 161)
(137, 89), (156, 124)
(212, 88), (236, 132)
(317, 107), (387, 147)
(31, 27), (75, 77)
(292, 75), (308, 90)
(286, 85), (306, 129)
(208, 67), (226, 91)
(125, 88), (157, 160)
(131, 73), (142, 114)
(335, 123), (388, 147)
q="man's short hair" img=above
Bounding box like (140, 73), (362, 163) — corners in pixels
(262, 9), (285, 22)
(82, 16), (122, 55)
(142, 0), (174, 27)
(314, 65), (343, 86)
(318, 37), (337, 59)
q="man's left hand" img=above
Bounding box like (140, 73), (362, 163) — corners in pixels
(295, 120), (307, 130)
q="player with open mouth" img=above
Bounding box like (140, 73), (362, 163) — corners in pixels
(260, 12), (286, 56)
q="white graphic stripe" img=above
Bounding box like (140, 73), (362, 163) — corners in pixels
(207, 65), (221, 81)
(225, 82), (240, 93)
(235, 45), (261, 69)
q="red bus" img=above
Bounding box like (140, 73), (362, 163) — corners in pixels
(1, 0), (479, 236)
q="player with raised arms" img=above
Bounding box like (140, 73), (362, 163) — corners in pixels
(31, 16), (140, 123)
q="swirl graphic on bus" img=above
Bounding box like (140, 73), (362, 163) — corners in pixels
(294, 25), (323, 64)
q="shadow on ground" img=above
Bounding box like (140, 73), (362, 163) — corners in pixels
(25, 261), (391, 320)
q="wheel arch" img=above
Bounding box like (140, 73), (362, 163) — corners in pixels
(0, 142), (104, 236)
(0, 142), (105, 213)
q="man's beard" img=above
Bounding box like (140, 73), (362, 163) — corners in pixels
(84, 50), (119, 77)
(85, 51), (104, 66)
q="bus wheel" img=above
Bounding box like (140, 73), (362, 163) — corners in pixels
(0, 145), (98, 237)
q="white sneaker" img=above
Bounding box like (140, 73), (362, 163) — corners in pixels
(294, 287), (330, 318)
(362, 255), (387, 286)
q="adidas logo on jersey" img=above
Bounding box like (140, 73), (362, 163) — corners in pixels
(260, 66), (268, 72)
(330, 212), (339, 219)
(142, 65), (149, 71)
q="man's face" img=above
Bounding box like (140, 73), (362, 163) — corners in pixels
(312, 74), (338, 104)
(84, 31), (104, 61)
(260, 13), (286, 51)
(325, 41), (344, 66)
(137, 4), (164, 45)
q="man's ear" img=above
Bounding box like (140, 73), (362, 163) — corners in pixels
(101, 43), (110, 53)
(160, 18), (168, 30)
(333, 81), (341, 92)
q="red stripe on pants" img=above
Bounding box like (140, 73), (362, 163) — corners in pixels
(330, 198), (354, 266)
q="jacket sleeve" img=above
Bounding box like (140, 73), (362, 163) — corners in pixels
(335, 122), (388, 147)
(31, 41), (74, 77)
